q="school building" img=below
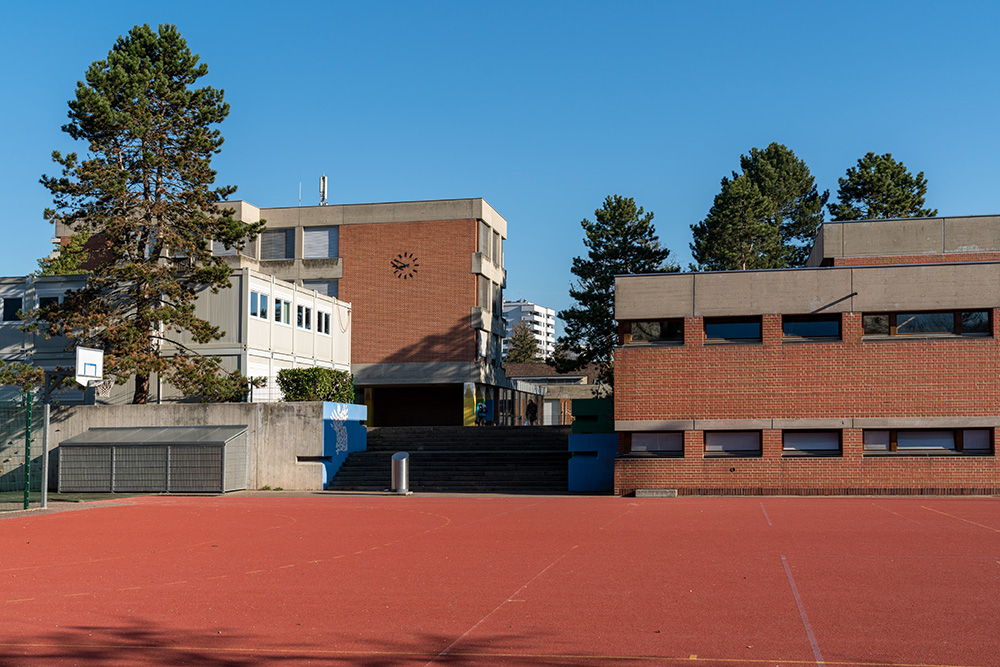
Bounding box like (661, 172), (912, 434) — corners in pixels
(210, 198), (541, 425)
(614, 214), (1000, 495)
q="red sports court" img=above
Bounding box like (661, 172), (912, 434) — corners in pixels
(1, 494), (997, 666)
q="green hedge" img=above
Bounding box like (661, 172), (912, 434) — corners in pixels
(276, 368), (355, 403)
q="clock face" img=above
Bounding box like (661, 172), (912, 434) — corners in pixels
(390, 251), (419, 279)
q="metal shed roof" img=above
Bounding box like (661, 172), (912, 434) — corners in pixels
(60, 425), (248, 447)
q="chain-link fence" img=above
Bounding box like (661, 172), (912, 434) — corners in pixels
(0, 396), (45, 512)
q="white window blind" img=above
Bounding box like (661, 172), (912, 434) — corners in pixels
(303, 227), (338, 259)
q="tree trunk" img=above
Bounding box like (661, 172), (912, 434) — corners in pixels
(133, 373), (150, 404)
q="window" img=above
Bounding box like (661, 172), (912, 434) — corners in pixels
(863, 311), (991, 337)
(478, 222), (492, 261)
(212, 240), (237, 256)
(783, 315), (841, 340)
(302, 226), (338, 259)
(630, 320), (683, 344)
(704, 317), (761, 343)
(302, 279), (338, 299)
(261, 229), (295, 260)
(37, 296), (61, 309)
(317, 311), (331, 335)
(631, 432), (683, 456)
(297, 305), (312, 330)
(274, 298), (291, 325)
(704, 431), (761, 456)
(250, 292), (269, 320)
(864, 429), (993, 454)
(783, 431), (841, 455)
(2, 297), (23, 322)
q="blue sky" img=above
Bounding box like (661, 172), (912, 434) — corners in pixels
(3, 1), (999, 329)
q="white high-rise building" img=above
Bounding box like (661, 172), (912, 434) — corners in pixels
(503, 299), (556, 359)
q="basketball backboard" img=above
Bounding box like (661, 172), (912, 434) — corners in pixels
(75, 346), (104, 387)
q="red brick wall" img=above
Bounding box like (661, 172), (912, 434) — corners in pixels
(833, 252), (1000, 266)
(339, 219), (477, 364)
(614, 310), (1000, 495)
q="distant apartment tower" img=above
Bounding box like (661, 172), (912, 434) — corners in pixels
(503, 299), (556, 358)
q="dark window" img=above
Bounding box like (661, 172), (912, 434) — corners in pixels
(864, 429), (993, 454)
(782, 315), (841, 340)
(261, 229), (295, 260)
(896, 312), (953, 335)
(961, 311), (991, 334)
(631, 320), (683, 343)
(704, 431), (761, 456)
(3, 298), (23, 322)
(704, 317), (761, 343)
(631, 432), (683, 455)
(863, 311), (992, 337)
(783, 431), (841, 455)
(38, 296), (60, 309)
(862, 314), (889, 335)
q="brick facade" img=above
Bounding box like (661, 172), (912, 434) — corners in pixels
(614, 215), (1000, 496)
(340, 219), (477, 364)
(833, 252), (1000, 266)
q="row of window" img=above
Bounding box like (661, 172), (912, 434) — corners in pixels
(627, 309), (992, 344)
(630, 428), (994, 457)
(215, 227), (340, 261)
(250, 291), (333, 335)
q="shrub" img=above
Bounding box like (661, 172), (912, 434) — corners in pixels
(276, 368), (354, 403)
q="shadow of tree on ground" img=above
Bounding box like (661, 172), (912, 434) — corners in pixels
(0, 617), (608, 666)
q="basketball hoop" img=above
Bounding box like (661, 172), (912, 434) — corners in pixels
(95, 379), (114, 398)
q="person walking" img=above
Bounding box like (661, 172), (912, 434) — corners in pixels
(526, 399), (538, 426)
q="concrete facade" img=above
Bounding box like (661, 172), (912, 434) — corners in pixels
(614, 215), (1000, 496)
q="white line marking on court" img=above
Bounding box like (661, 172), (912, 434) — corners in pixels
(872, 503), (923, 525)
(781, 554), (825, 667)
(423, 545), (579, 666)
(599, 501), (645, 531)
(759, 502), (772, 526)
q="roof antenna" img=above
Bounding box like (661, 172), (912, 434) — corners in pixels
(298, 182), (302, 207)
(320, 174), (328, 206)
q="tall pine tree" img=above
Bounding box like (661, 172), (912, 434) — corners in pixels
(38, 24), (265, 403)
(554, 195), (677, 387)
(828, 152), (936, 220)
(691, 143), (827, 270)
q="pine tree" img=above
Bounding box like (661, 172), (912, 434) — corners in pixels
(691, 174), (784, 271)
(554, 195), (677, 387)
(36, 231), (91, 276)
(740, 143), (828, 265)
(691, 143), (827, 269)
(506, 320), (540, 362)
(828, 152), (936, 221)
(37, 24), (265, 403)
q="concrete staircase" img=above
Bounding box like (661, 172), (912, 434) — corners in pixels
(326, 425), (572, 493)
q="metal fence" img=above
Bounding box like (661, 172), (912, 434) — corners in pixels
(0, 396), (45, 512)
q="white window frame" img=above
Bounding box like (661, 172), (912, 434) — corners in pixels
(297, 305), (312, 330)
(317, 310), (332, 336)
(274, 298), (292, 327)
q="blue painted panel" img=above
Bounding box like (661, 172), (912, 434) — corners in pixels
(568, 433), (618, 492)
(322, 402), (369, 488)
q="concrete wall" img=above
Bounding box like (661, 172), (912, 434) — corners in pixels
(48, 402), (332, 490)
(616, 262), (1000, 320)
(806, 215), (1000, 266)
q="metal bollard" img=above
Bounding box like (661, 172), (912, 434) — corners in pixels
(390, 452), (409, 494)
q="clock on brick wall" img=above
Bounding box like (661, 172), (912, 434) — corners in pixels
(390, 251), (419, 279)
